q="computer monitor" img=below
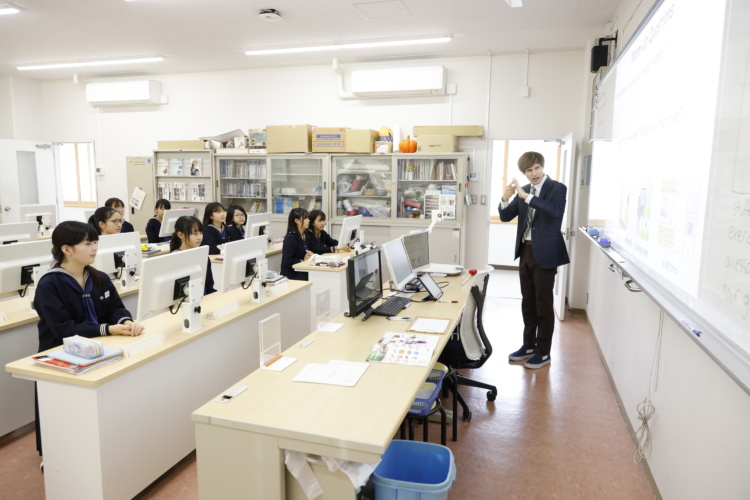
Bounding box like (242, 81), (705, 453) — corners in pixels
(0, 240), (54, 300)
(245, 212), (272, 242)
(93, 232), (143, 278)
(338, 214), (363, 248)
(345, 248), (383, 318)
(158, 209), (195, 238)
(136, 246), (209, 321)
(220, 235), (268, 293)
(382, 238), (418, 292)
(19, 204), (57, 233)
(0, 222), (38, 245)
(402, 230), (431, 273)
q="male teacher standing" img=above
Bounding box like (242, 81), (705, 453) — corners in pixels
(499, 152), (570, 369)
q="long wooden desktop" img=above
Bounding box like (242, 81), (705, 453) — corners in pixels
(5, 280), (312, 500)
(192, 273), (472, 499)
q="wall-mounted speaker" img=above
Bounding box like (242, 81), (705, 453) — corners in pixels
(591, 45), (609, 73)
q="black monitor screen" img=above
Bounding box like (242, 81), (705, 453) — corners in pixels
(346, 248), (383, 318)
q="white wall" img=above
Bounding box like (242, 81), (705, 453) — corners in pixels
(37, 51), (590, 278)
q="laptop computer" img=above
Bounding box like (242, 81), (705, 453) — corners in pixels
(402, 230), (464, 276)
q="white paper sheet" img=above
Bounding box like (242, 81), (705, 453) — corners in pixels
(292, 360), (369, 387)
(408, 318), (450, 334)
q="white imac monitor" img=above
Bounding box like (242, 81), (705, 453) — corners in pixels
(401, 230), (431, 273)
(337, 215), (363, 248)
(381, 237), (418, 292)
(93, 232), (143, 277)
(0, 222), (38, 245)
(221, 236), (268, 293)
(245, 212), (272, 242)
(19, 204), (57, 232)
(136, 246), (209, 321)
(0, 240), (54, 300)
(158, 209), (195, 238)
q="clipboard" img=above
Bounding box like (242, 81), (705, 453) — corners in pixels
(407, 317), (452, 335)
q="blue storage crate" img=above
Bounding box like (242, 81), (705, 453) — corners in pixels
(372, 440), (456, 500)
(407, 370), (444, 417)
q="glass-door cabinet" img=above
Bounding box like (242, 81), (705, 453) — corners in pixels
(332, 156), (392, 219)
(217, 157), (268, 213)
(396, 156), (461, 220)
(270, 155), (327, 216)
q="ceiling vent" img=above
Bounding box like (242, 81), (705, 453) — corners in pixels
(350, 66), (446, 97)
(85, 80), (162, 107)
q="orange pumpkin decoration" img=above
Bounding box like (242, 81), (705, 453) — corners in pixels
(399, 136), (417, 153)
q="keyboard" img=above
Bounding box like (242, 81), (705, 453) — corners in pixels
(372, 296), (411, 317)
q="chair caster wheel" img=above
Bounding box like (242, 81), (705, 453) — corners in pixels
(463, 411), (472, 422)
(487, 391), (497, 402)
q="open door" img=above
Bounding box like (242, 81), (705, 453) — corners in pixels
(0, 139), (57, 223)
(553, 133), (575, 321)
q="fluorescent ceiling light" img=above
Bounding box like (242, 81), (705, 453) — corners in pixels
(245, 36), (451, 56)
(17, 56), (165, 71)
(505, 0), (523, 7)
(0, 3), (22, 15)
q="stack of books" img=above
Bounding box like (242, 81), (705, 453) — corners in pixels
(264, 273), (289, 290)
(31, 346), (123, 375)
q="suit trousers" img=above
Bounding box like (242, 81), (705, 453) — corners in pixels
(519, 244), (558, 356)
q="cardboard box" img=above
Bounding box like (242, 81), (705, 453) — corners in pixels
(247, 130), (266, 148)
(413, 125), (484, 137)
(157, 140), (205, 150)
(416, 134), (458, 153)
(375, 141), (393, 154)
(346, 129), (378, 153)
(312, 127), (347, 152)
(266, 125), (313, 153)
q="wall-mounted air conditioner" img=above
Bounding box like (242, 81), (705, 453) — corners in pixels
(85, 80), (162, 107)
(350, 66), (445, 97)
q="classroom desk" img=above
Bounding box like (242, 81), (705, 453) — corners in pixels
(5, 280), (312, 500)
(210, 241), (283, 292)
(0, 282), (139, 438)
(292, 251), (354, 331)
(192, 273), (471, 500)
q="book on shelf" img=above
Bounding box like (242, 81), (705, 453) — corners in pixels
(190, 158), (202, 176)
(157, 158), (169, 176)
(189, 182), (206, 202)
(168, 158), (184, 176)
(172, 182), (186, 201)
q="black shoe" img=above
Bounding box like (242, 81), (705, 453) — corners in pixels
(508, 346), (534, 361)
(524, 353), (551, 369)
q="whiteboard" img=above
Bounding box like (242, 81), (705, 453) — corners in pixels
(589, 0), (750, 390)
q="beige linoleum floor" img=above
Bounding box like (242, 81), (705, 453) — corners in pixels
(0, 270), (655, 499)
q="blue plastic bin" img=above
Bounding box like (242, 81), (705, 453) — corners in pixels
(372, 440), (456, 500)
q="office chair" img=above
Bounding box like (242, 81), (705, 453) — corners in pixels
(438, 272), (497, 428)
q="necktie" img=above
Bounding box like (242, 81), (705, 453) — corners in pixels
(523, 186), (536, 241)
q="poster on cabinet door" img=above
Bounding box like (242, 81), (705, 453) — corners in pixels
(439, 194), (456, 220)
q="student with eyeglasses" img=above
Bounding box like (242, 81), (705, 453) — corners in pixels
(104, 198), (135, 233)
(88, 207), (123, 236)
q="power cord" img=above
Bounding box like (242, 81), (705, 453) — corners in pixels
(633, 398), (655, 463)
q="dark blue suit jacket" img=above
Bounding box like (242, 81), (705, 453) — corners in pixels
(499, 178), (570, 269)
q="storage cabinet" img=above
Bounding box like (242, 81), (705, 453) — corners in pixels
(395, 156), (460, 220)
(217, 156), (268, 213)
(332, 155), (392, 218)
(153, 149), (215, 217)
(270, 155), (328, 216)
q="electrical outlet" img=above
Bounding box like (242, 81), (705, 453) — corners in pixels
(480, 195), (487, 205)
(468, 171), (478, 181)
(471, 194), (478, 204)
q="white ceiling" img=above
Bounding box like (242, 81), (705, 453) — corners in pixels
(0, 0), (621, 81)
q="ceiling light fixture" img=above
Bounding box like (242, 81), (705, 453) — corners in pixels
(505, 0), (523, 7)
(17, 56), (165, 71)
(0, 3), (22, 15)
(245, 36), (451, 56)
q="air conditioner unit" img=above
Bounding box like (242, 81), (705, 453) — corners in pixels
(350, 66), (445, 97)
(85, 80), (162, 107)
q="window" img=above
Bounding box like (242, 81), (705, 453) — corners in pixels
(57, 143), (97, 207)
(490, 139), (561, 222)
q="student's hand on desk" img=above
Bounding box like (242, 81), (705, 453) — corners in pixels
(303, 250), (314, 261)
(110, 320), (145, 337)
(337, 246), (351, 253)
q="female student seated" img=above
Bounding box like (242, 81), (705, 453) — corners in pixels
(280, 208), (313, 281)
(104, 197), (134, 233)
(306, 209), (350, 254)
(225, 205), (247, 242)
(201, 202), (227, 255)
(145, 198), (172, 243)
(34, 221), (144, 455)
(170, 215), (215, 295)
(88, 207), (122, 236)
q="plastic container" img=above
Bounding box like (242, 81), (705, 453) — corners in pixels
(408, 370), (444, 417)
(372, 440), (456, 500)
